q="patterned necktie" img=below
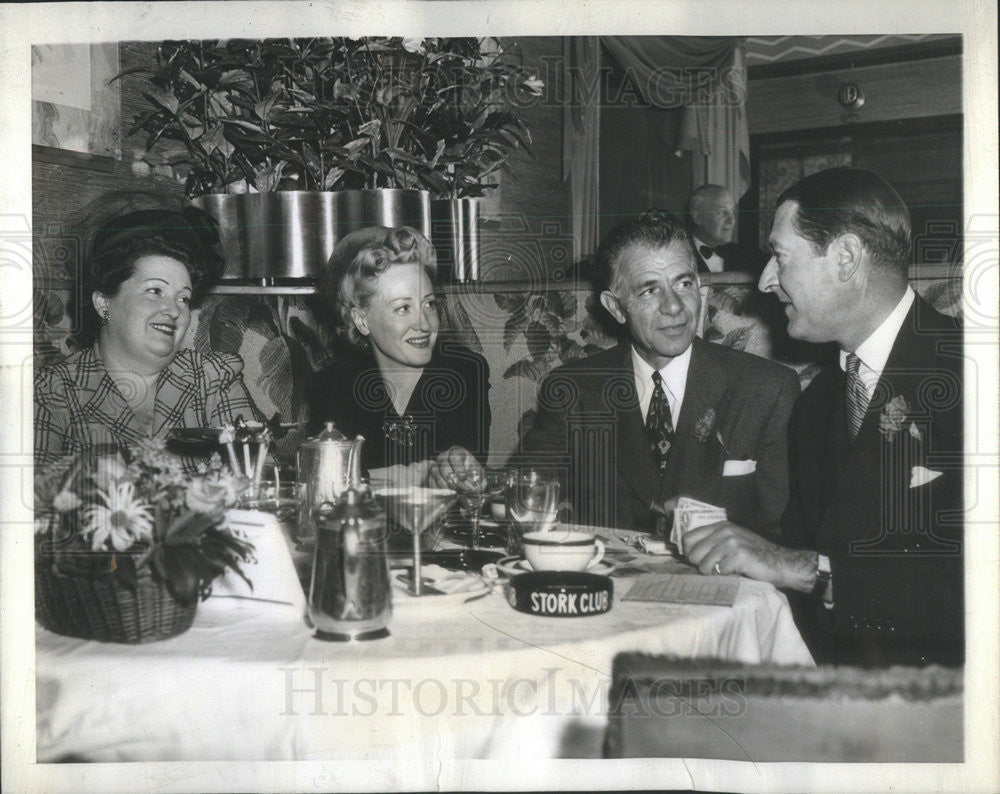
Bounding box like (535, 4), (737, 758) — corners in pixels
(646, 371), (674, 472)
(845, 352), (869, 440)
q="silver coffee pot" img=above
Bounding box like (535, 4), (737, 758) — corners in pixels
(308, 487), (392, 641)
(296, 422), (363, 545)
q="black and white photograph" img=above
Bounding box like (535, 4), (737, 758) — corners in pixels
(1, 1), (997, 792)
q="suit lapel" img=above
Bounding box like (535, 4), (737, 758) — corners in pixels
(659, 338), (727, 502)
(611, 343), (660, 510)
(815, 300), (935, 548)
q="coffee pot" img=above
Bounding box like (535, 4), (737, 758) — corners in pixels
(296, 422), (363, 545)
(308, 487), (392, 641)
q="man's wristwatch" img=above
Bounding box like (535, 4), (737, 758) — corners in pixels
(811, 553), (832, 601)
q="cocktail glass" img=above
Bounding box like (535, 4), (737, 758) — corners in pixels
(448, 468), (511, 550)
(505, 470), (560, 557)
(374, 486), (456, 595)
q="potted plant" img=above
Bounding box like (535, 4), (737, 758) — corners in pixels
(34, 440), (253, 643)
(121, 36), (543, 280)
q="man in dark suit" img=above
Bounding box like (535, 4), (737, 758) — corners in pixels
(520, 210), (800, 538)
(684, 167), (963, 667)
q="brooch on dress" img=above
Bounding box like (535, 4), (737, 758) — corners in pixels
(385, 415), (416, 446)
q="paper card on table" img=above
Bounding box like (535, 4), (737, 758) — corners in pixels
(622, 573), (740, 606)
(202, 509), (307, 613)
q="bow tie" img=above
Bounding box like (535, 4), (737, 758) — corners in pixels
(698, 244), (717, 260)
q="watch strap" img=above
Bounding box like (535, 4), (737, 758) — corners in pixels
(811, 553), (832, 600)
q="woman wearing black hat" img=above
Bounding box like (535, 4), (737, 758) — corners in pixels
(34, 206), (262, 465)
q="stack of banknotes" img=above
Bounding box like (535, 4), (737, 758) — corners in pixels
(669, 496), (727, 555)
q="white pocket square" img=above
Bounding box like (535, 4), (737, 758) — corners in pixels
(910, 466), (943, 489)
(723, 459), (757, 476)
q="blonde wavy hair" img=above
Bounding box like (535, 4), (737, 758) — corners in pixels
(320, 226), (438, 350)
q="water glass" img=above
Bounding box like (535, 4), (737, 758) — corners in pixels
(241, 482), (303, 526)
(505, 470), (560, 557)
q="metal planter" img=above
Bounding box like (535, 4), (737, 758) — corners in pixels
(431, 198), (481, 282)
(193, 190), (433, 282)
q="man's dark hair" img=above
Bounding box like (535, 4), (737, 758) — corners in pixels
(777, 167), (911, 275)
(595, 209), (695, 293)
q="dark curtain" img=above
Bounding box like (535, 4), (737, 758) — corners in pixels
(564, 36), (748, 257)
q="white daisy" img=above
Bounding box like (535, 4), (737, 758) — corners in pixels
(84, 482), (154, 552)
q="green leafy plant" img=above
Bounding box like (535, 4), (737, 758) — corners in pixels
(35, 441), (253, 605)
(120, 37), (542, 199)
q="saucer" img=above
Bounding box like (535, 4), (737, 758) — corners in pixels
(495, 555), (617, 578)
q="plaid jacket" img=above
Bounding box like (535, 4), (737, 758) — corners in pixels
(34, 347), (262, 466)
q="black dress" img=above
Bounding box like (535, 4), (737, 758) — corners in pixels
(307, 343), (491, 472)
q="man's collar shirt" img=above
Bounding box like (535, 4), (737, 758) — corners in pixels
(838, 286), (915, 398)
(631, 343), (692, 424)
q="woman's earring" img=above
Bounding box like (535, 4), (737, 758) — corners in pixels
(101, 309), (109, 326)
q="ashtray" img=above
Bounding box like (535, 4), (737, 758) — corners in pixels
(506, 571), (613, 617)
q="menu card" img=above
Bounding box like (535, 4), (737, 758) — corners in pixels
(203, 509), (307, 612)
(622, 573), (740, 607)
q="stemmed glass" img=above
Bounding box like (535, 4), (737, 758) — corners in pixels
(373, 486), (456, 595)
(447, 469), (511, 550)
(505, 469), (560, 557)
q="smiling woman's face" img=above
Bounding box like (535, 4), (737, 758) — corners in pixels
(94, 255), (193, 374)
(351, 263), (440, 370)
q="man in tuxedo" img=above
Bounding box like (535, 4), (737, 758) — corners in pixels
(688, 184), (769, 277)
(684, 167), (963, 667)
(520, 210), (800, 538)
(688, 184), (740, 273)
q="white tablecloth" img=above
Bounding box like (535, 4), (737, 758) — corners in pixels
(36, 527), (813, 763)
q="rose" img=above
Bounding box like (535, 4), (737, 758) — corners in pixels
(53, 490), (82, 512)
(186, 478), (235, 514)
(879, 395), (910, 440)
(94, 453), (127, 492)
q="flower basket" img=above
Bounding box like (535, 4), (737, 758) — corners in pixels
(35, 560), (196, 644)
(34, 439), (258, 644)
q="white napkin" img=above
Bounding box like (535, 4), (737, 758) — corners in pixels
(397, 565), (487, 595)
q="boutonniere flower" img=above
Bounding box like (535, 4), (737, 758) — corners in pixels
(878, 395), (923, 442)
(693, 408), (717, 443)
(694, 408), (733, 455)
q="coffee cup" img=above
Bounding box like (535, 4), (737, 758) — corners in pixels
(521, 530), (604, 572)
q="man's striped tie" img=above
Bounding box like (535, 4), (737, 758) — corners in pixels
(845, 352), (869, 440)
